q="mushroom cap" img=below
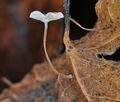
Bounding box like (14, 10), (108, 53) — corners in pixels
(30, 11), (64, 23)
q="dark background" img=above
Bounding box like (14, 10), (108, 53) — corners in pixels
(70, 0), (98, 39)
(0, 0), (98, 91)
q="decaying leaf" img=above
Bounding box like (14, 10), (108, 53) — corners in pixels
(0, 54), (87, 102)
(1, 0), (120, 102)
(64, 0), (120, 102)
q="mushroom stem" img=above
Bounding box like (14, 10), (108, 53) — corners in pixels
(29, 11), (72, 78)
(43, 22), (72, 78)
(43, 22), (59, 75)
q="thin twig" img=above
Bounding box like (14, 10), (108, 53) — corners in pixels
(1, 77), (18, 100)
(63, 0), (92, 101)
(69, 17), (97, 31)
(1, 77), (13, 87)
(63, 0), (71, 46)
(64, 0), (70, 31)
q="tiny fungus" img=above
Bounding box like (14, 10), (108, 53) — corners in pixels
(30, 11), (72, 78)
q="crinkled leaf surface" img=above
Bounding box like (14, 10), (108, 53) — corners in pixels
(1, 0), (120, 102)
(64, 0), (120, 102)
(0, 54), (87, 102)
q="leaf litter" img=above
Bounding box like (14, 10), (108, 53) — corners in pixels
(64, 0), (120, 101)
(1, 0), (120, 102)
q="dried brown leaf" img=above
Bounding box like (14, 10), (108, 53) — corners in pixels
(64, 0), (120, 102)
(0, 54), (87, 102)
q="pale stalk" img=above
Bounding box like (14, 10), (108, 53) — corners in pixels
(69, 17), (97, 31)
(43, 22), (72, 78)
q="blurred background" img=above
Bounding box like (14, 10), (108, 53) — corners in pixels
(0, 0), (97, 91)
(0, 0), (64, 91)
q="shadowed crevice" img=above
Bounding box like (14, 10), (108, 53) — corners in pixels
(97, 47), (120, 61)
(70, 0), (98, 40)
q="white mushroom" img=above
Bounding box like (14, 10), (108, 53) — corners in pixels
(30, 11), (64, 23)
(30, 11), (72, 78)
